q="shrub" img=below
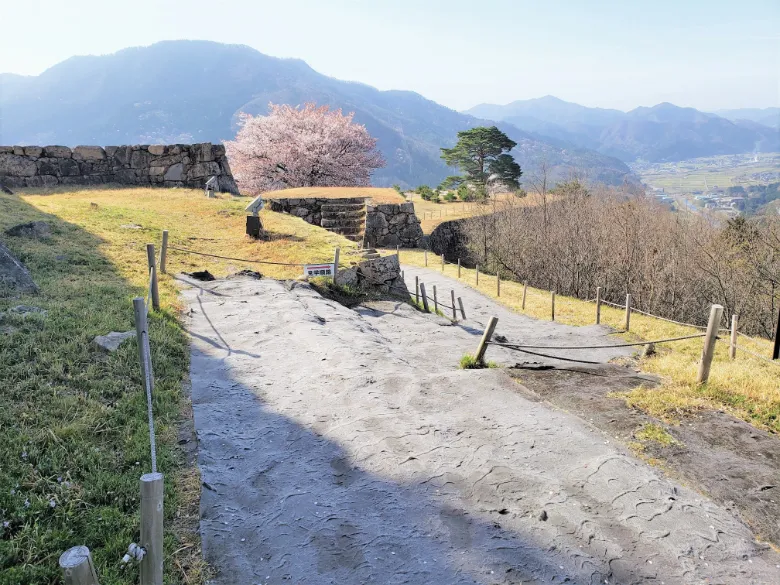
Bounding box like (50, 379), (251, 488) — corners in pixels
(457, 183), (473, 201)
(444, 192), (456, 202)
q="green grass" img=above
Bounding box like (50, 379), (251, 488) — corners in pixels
(459, 354), (499, 369)
(634, 423), (678, 446)
(0, 186), (361, 583)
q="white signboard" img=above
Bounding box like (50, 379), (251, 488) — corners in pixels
(304, 263), (335, 279)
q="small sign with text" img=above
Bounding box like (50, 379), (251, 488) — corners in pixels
(304, 263), (335, 279)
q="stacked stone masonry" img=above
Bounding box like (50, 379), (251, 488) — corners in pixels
(267, 197), (424, 248)
(0, 143), (239, 194)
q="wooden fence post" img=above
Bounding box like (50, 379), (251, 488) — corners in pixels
(457, 258), (461, 278)
(729, 314), (738, 360)
(595, 286), (602, 325)
(146, 244), (160, 311)
(433, 285), (438, 312)
(451, 289), (457, 321)
(551, 291), (556, 321)
(697, 304), (724, 384)
(474, 316), (498, 363)
(475, 265), (479, 285)
(496, 271), (501, 297)
(396, 245), (400, 262)
(522, 282), (527, 310)
(333, 247), (340, 285)
(133, 298), (154, 394)
(458, 297), (466, 320)
(415, 276), (419, 305)
(140, 472), (164, 585)
(441, 254), (445, 272)
(774, 306), (780, 360)
(424, 249), (427, 266)
(624, 294), (631, 331)
(159, 230), (168, 275)
(419, 282), (430, 312)
(59, 546), (100, 585)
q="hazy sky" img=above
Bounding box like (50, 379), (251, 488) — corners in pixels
(1, 0), (778, 112)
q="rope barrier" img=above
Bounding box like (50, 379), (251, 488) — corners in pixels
(168, 245), (310, 267)
(734, 343), (780, 367)
(487, 332), (707, 351)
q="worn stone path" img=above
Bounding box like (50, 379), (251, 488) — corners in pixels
(182, 273), (779, 584)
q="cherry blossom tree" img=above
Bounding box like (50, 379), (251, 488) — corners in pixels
(225, 102), (386, 193)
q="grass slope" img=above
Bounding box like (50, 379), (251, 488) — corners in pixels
(395, 250), (780, 433)
(0, 187), (357, 584)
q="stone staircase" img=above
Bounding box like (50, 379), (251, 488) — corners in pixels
(319, 198), (367, 243)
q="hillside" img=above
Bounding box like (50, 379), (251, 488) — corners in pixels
(0, 41), (632, 189)
(465, 96), (780, 163)
(717, 107), (780, 129)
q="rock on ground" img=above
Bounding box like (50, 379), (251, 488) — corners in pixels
(0, 242), (38, 295)
(92, 330), (136, 352)
(5, 221), (51, 239)
(182, 274), (779, 585)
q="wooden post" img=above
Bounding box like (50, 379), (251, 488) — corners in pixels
(522, 282), (527, 311)
(476, 265), (479, 285)
(159, 230), (168, 274)
(146, 244), (160, 311)
(729, 314), (738, 360)
(59, 546), (100, 585)
(457, 258), (461, 278)
(433, 285), (438, 312)
(551, 291), (556, 321)
(333, 247), (340, 284)
(474, 316), (498, 363)
(496, 271), (501, 297)
(419, 282), (430, 312)
(424, 249), (428, 266)
(624, 294), (631, 331)
(451, 289), (457, 321)
(697, 304), (724, 384)
(774, 306), (780, 360)
(595, 286), (602, 325)
(458, 297), (466, 320)
(415, 276), (419, 305)
(140, 472), (164, 585)
(441, 254), (445, 272)
(396, 245), (400, 262)
(133, 298), (154, 394)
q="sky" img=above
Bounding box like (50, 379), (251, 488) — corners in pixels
(1, 0), (778, 112)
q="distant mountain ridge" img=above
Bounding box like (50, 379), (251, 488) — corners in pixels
(465, 96), (780, 163)
(0, 41), (632, 188)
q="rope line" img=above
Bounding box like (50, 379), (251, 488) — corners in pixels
(487, 332), (707, 351)
(735, 345), (780, 367)
(169, 245), (310, 267)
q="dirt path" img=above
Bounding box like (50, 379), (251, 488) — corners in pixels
(182, 274), (779, 584)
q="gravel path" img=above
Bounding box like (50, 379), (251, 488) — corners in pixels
(182, 273), (779, 584)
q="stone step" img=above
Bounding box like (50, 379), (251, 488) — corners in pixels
(321, 210), (366, 220)
(321, 203), (366, 213)
(330, 227), (364, 236)
(321, 218), (365, 229)
(344, 234), (364, 242)
(325, 197), (368, 205)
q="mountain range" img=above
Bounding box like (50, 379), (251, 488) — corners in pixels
(0, 40), (776, 189)
(465, 97), (779, 163)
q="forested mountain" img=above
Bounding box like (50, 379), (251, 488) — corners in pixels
(465, 97), (780, 163)
(717, 107), (780, 129)
(0, 41), (632, 188)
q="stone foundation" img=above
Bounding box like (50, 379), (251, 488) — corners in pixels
(0, 143), (239, 193)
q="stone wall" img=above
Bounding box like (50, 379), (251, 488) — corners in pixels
(428, 218), (473, 263)
(365, 203), (424, 249)
(267, 197), (424, 248)
(0, 143), (239, 194)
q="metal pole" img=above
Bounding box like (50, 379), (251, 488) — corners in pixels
(596, 286), (602, 324)
(146, 244), (160, 311)
(697, 304), (724, 383)
(474, 316), (498, 363)
(140, 472), (164, 585)
(59, 546), (100, 585)
(159, 230), (168, 274)
(774, 306), (780, 360)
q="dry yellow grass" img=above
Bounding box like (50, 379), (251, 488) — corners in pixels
(260, 186), (404, 204)
(392, 249), (780, 433)
(15, 187), (360, 302)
